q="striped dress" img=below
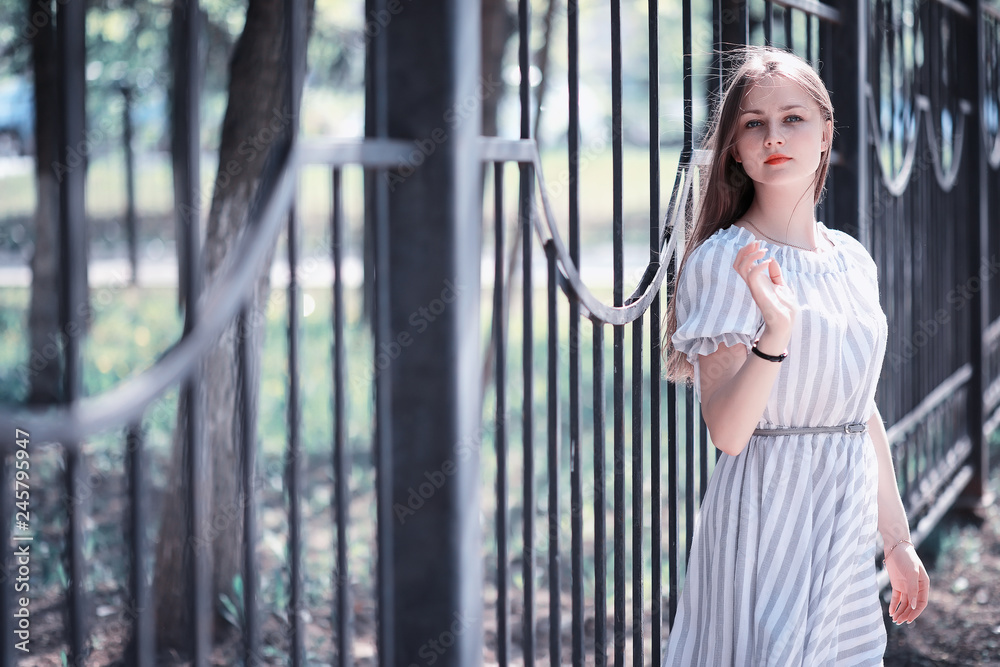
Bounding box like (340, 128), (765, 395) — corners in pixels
(663, 222), (889, 666)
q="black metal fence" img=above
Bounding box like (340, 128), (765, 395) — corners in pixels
(1, 0), (999, 665)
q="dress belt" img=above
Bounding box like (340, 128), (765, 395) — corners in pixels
(752, 422), (868, 436)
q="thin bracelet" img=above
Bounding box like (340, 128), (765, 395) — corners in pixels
(882, 538), (914, 565)
(751, 338), (788, 362)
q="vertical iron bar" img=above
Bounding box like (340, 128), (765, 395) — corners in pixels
(64, 445), (86, 659)
(239, 304), (261, 664)
(765, 0), (773, 45)
(127, 422), (154, 666)
(374, 161), (394, 667)
(684, 388), (695, 559)
(807, 14), (813, 64)
(519, 0), (534, 663)
(287, 204), (305, 667)
(567, 1), (584, 663)
(122, 86), (138, 285)
(630, 316), (643, 667)
(494, 162), (510, 667)
(519, 0), (532, 139)
(56, 0), (87, 657)
(521, 160), (536, 666)
(963, 0), (989, 506)
(611, 0), (626, 663)
(709, 0), (722, 111)
(682, 0), (693, 156)
(368, 0), (393, 661)
(666, 379), (678, 626)
(283, 30), (307, 667)
(172, 0), (208, 661)
(592, 322), (607, 667)
(282, 4), (306, 656)
(650, 297), (662, 660)
(546, 241), (561, 667)
(647, 0), (662, 654)
(784, 7), (793, 50)
(331, 168), (351, 667)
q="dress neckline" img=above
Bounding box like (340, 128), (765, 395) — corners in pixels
(720, 222), (851, 274)
(734, 220), (838, 254)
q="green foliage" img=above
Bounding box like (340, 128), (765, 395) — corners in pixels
(219, 573), (246, 631)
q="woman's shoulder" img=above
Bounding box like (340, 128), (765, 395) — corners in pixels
(826, 225), (876, 259)
(686, 224), (746, 263)
(825, 224), (880, 278)
(678, 225), (751, 294)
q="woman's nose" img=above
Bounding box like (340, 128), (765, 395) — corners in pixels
(765, 128), (785, 147)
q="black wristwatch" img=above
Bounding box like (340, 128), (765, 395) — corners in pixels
(751, 338), (788, 362)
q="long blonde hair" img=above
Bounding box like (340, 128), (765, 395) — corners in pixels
(663, 47), (836, 383)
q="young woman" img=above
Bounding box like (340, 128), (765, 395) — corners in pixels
(662, 47), (930, 666)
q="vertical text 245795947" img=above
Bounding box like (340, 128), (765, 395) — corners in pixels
(12, 428), (32, 653)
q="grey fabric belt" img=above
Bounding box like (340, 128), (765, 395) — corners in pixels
(752, 422), (868, 436)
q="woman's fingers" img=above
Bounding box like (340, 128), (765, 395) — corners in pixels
(733, 242), (767, 277)
(888, 555), (930, 624)
(768, 254), (785, 286)
(898, 567), (930, 623)
(889, 586), (903, 621)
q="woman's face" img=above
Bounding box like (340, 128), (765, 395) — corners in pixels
(732, 75), (832, 191)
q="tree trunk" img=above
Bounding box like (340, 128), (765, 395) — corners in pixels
(27, 0), (62, 405)
(153, 0), (312, 653)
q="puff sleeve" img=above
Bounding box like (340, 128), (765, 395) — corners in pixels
(671, 235), (762, 400)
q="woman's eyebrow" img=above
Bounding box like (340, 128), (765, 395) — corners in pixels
(739, 104), (808, 117)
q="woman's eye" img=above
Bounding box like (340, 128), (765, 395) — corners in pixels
(745, 120), (762, 128)
(786, 115), (803, 122)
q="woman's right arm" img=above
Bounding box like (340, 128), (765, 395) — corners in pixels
(697, 241), (797, 456)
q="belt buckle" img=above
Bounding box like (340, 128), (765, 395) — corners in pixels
(844, 423), (866, 434)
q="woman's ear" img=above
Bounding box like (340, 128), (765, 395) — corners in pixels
(822, 119), (833, 151)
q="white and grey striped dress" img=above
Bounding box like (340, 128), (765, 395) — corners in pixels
(664, 222), (889, 667)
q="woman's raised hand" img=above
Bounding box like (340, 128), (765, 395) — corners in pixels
(733, 241), (799, 345)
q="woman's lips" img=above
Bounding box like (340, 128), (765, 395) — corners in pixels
(765, 156), (792, 165)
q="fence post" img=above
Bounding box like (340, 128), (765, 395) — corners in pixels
(382, 1), (483, 665)
(825, 0), (868, 246)
(961, 0), (993, 510)
(120, 84), (138, 286)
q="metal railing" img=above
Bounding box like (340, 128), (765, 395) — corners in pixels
(1, 0), (999, 665)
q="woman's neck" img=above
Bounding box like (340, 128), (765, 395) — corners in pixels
(739, 185), (821, 249)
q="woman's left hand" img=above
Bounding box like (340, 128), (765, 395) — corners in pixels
(885, 543), (930, 624)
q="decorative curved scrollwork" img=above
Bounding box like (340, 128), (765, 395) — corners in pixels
(868, 0), (976, 193)
(922, 0), (971, 192)
(868, 0), (922, 194)
(984, 4), (1000, 168)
